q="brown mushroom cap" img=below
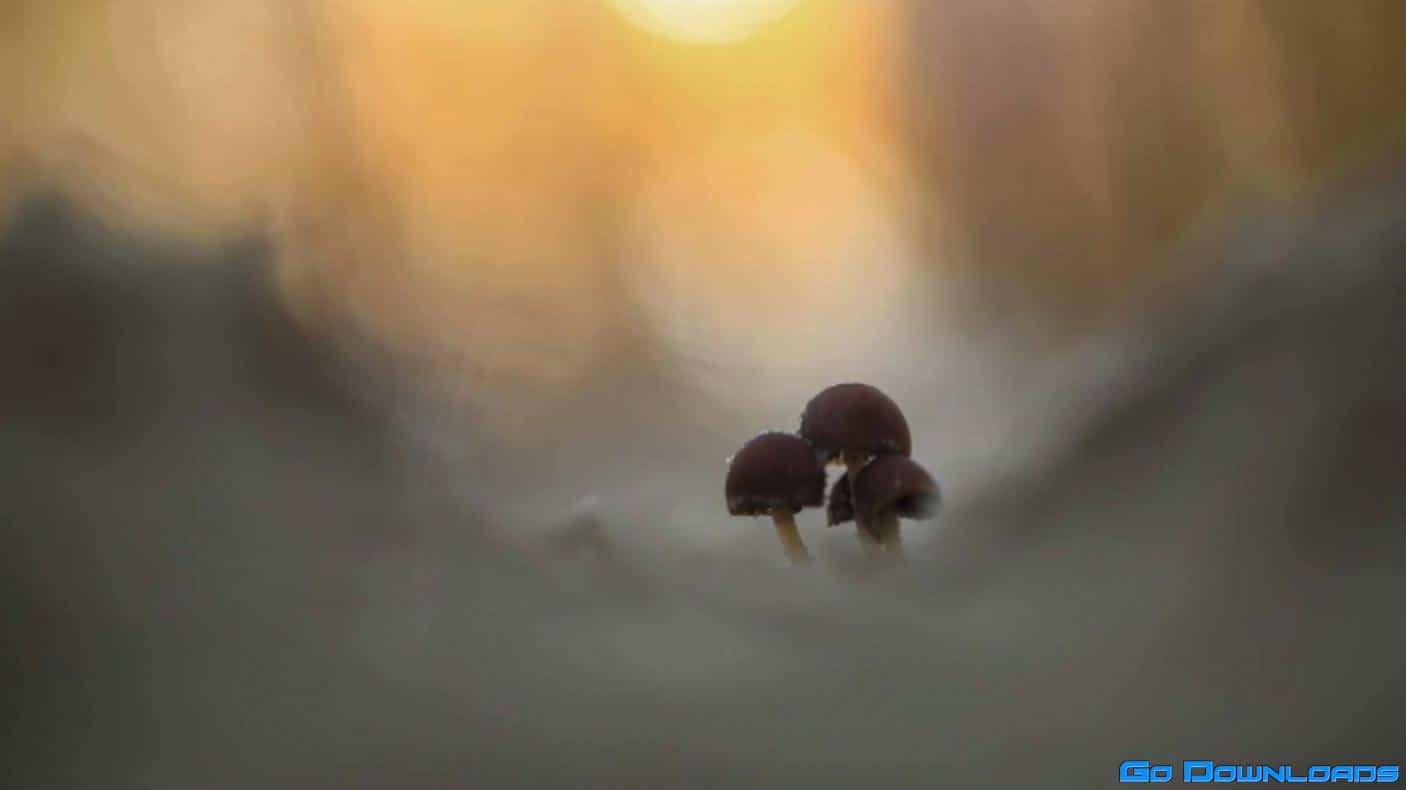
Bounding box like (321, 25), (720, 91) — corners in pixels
(725, 432), (826, 516)
(799, 383), (912, 461)
(826, 472), (854, 526)
(846, 455), (941, 524)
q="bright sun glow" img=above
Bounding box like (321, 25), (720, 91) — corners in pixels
(608, 0), (801, 43)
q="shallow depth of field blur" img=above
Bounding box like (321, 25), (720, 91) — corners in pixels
(4, 2), (1406, 788)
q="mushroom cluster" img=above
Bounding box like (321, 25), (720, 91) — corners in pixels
(724, 383), (941, 563)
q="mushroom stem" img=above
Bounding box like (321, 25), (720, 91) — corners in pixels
(769, 508), (811, 564)
(855, 526), (882, 559)
(843, 453), (879, 556)
(873, 511), (904, 558)
(842, 453), (870, 496)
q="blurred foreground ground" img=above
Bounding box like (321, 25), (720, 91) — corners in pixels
(4, 172), (1404, 787)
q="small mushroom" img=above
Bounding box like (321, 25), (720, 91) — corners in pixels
(725, 432), (825, 564)
(799, 383), (912, 549)
(828, 455), (941, 555)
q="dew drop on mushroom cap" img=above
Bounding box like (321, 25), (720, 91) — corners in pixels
(798, 383), (912, 463)
(724, 432), (825, 516)
(848, 455), (941, 525)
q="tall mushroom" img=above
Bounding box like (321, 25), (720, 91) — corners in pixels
(725, 432), (825, 564)
(829, 455), (941, 554)
(799, 383), (911, 550)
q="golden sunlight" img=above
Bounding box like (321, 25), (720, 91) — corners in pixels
(607, 0), (801, 43)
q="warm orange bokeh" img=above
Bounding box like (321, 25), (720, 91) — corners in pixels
(3, 0), (1403, 438)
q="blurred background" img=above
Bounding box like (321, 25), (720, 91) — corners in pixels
(4, 1), (1405, 787)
